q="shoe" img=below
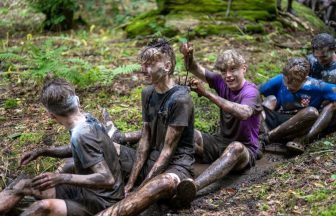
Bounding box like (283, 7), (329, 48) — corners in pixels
(170, 178), (196, 209)
(286, 141), (304, 154)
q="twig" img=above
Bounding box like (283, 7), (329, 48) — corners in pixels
(310, 149), (335, 155)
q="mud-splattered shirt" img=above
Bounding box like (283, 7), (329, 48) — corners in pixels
(70, 113), (124, 204)
(307, 54), (336, 83)
(205, 69), (262, 157)
(260, 74), (336, 111)
(141, 85), (195, 173)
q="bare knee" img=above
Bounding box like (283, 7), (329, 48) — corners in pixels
(262, 95), (277, 110)
(302, 107), (319, 119)
(227, 142), (245, 155)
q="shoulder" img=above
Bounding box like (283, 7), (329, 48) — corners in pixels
(141, 85), (155, 98)
(173, 85), (192, 100)
(70, 122), (92, 145)
(243, 81), (260, 94)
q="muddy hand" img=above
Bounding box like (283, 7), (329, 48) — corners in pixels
(180, 42), (194, 68)
(32, 172), (62, 190)
(20, 150), (40, 166)
(188, 78), (206, 97)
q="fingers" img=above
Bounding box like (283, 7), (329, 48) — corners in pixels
(31, 173), (54, 190)
(180, 42), (193, 56)
(20, 154), (32, 166)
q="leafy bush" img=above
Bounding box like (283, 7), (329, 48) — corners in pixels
(26, 0), (78, 30)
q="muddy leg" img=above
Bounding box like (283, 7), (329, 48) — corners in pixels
(195, 142), (250, 191)
(21, 199), (66, 216)
(194, 129), (203, 157)
(305, 103), (335, 142)
(96, 173), (179, 216)
(262, 95), (277, 111)
(268, 107), (319, 141)
(102, 108), (141, 144)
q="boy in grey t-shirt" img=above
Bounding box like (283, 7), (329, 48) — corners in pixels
(0, 78), (124, 216)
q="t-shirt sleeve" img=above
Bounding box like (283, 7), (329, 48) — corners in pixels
(72, 132), (104, 169)
(321, 82), (336, 102)
(167, 93), (193, 127)
(259, 74), (283, 97)
(241, 86), (263, 114)
(205, 68), (225, 94)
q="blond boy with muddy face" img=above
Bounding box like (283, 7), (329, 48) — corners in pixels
(178, 43), (262, 203)
(260, 57), (336, 152)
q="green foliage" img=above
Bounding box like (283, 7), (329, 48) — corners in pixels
(4, 98), (19, 109)
(26, 0), (78, 30)
(320, 204), (336, 216)
(18, 132), (43, 146)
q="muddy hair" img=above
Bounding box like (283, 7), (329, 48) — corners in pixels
(40, 77), (79, 116)
(282, 57), (310, 79)
(138, 38), (176, 75)
(214, 49), (246, 72)
(311, 33), (336, 51)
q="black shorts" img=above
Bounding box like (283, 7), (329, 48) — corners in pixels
(263, 106), (293, 130)
(55, 185), (117, 216)
(200, 132), (256, 169)
(119, 145), (192, 183)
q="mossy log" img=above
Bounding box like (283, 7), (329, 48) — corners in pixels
(124, 0), (325, 38)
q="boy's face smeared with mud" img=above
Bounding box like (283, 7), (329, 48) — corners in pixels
(313, 47), (334, 66)
(140, 49), (171, 85)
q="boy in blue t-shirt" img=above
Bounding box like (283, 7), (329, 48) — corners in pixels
(260, 57), (336, 153)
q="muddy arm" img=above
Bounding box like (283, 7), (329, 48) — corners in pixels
(142, 126), (183, 184)
(32, 160), (115, 191)
(204, 90), (253, 120)
(20, 145), (72, 166)
(124, 122), (151, 194)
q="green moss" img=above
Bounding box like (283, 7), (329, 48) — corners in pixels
(244, 23), (265, 34)
(4, 98), (19, 109)
(236, 10), (274, 21)
(289, 0), (328, 31)
(18, 132), (43, 146)
(320, 204), (336, 216)
(194, 24), (240, 37)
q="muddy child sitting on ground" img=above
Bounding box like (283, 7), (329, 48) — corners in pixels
(96, 38), (196, 216)
(176, 43), (262, 204)
(260, 57), (336, 153)
(0, 78), (124, 216)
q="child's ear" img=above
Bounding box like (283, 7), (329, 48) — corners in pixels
(164, 61), (172, 73)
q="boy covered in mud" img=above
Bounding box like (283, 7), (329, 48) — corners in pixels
(177, 43), (262, 203)
(0, 78), (124, 215)
(260, 57), (336, 153)
(96, 38), (195, 216)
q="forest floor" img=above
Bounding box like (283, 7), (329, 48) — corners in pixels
(1, 1), (336, 215)
(1, 32), (335, 216)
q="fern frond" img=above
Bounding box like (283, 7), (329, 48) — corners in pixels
(110, 63), (141, 77)
(0, 53), (24, 61)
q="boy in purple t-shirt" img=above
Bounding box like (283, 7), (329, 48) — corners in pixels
(178, 43), (262, 203)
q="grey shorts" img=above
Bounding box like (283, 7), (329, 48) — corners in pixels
(200, 132), (256, 169)
(119, 145), (193, 183)
(55, 185), (117, 216)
